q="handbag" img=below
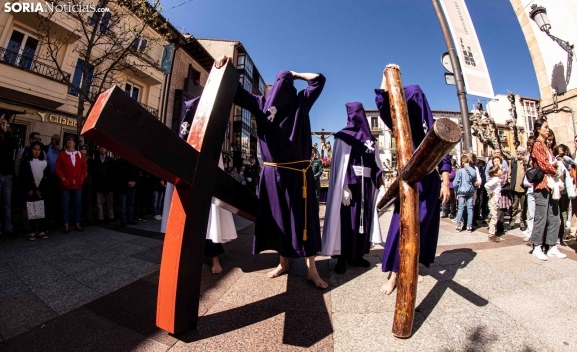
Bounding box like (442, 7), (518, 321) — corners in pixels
(26, 199), (45, 220)
(525, 149), (545, 184)
(525, 165), (544, 183)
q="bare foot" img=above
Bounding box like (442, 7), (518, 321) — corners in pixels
(267, 263), (289, 278)
(380, 272), (397, 295)
(307, 271), (329, 289)
(305, 256), (328, 289)
(211, 257), (222, 274)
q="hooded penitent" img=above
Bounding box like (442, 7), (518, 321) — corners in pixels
(164, 95), (237, 258)
(233, 70), (326, 258)
(375, 85), (451, 272)
(321, 102), (383, 258)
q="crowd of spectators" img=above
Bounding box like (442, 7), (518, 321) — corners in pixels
(0, 115), (167, 240)
(440, 118), (576, 260)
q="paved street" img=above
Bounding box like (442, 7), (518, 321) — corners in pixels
(1, 207), (577, 351)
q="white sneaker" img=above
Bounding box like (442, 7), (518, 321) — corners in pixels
(532, 245), (548, 261)
(547, 245), (567, 259)
(154, 215), (162, 220)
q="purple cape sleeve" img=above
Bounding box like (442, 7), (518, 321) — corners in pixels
(302, 74), (326, 111)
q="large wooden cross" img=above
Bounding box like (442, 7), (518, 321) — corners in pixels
(81, 62), (257, 334)
(380, 65), (462, 338)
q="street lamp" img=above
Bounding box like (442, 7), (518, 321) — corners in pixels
(529, 4), (574, 55)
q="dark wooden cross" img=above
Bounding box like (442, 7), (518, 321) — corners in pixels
(81, 62), (257, 334)
(379, 65), (462, 338)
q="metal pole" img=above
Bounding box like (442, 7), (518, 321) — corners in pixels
(432, 0), (473, 152)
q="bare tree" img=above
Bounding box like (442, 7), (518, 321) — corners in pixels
(35, 0), (173, 141)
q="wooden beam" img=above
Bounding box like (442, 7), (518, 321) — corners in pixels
(157, 61), (240, 333)
(377, 117), (461, 211)
(384, 64), (419, 339)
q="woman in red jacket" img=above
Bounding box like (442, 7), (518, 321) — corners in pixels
(55, 136), (87, 233)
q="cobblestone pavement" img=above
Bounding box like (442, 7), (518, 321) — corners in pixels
(1, 207), (576, 351)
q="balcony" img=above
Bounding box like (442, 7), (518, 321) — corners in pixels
(0, 47), (70, 108)
(184, 78), (204, 97)
(139, 102), (159, 117)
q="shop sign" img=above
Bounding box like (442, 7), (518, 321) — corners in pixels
(38, 112), (77, 127)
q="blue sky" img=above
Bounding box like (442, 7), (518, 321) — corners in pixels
(161, 0), (539, 134)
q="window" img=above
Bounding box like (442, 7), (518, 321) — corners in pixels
(498, 129), (506, 141)
(68, 58), (94, 97)
(242, 108), (251, 126)
(259, 77), (265, 95)
(371, 116), (379, 129)
(132, 37), (148, 52)
(88, 12), (111, 33)
(239, 74), (252, 92)
(187, 64), (200, 85)
(236, 53), (253, 79)
(125, 82), (140, 101)
(234, 105), (242, 122)
(3, 29), (39, 70)
(237, 54), (245, 68)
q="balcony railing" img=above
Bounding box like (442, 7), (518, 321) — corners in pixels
(139, 102), (159, 117)
(0, 47), (70, 83)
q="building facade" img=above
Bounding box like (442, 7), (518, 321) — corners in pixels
(197, 39), (266, 169)
(0, 1), (170, 151)
(511, 0), (577, 147)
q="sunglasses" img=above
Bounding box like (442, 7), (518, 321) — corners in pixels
(34, 137), (42, 142)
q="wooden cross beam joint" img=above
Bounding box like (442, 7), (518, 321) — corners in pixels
(382, 64), (461, 338)
(82, 61), (257, 334)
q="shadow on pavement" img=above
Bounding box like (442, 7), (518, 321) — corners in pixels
(412, 248), (489, 333)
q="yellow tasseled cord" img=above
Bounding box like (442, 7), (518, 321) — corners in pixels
(263, 160), (312, 241)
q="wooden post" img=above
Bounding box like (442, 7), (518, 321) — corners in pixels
(377, 117), (462, 211)
(384, 64), (420, 338)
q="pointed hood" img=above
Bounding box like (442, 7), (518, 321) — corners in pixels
(263, 70), (297, 119)
(335, 102), (377, 157)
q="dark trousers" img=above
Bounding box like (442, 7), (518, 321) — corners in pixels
(62, 189), (82, 225)
(118, 188), (136, 223)
(45, 175), (61, 225)
(559, 192), (570, 239)
(531, 189), (560, 245)
(510, 191), (526, 225)
(449, 189), (456, 216)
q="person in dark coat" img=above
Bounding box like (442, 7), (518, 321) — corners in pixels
(374, 82), (451, 295)
(116, 157), (138, 227)
(244, 156), (259, 193)
(311, 148), (323, 201)
(19, 141), (50, 240)
(93, 146), (117, 222)
(0, 115), (18, 237)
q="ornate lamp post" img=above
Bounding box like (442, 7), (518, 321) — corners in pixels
(529, 4), (574, 55)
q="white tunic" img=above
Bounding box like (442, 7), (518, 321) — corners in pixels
(321, 139), (384, 256)
(160, 155), (237, 243)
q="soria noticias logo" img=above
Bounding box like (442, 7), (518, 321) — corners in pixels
(3, 2), (110, 13)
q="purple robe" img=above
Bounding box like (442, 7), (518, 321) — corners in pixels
(334, 102), (382, 260)
(375, 86), (451, 272)
(234, 71), (326, 258)
(179, 97), (224, 259)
